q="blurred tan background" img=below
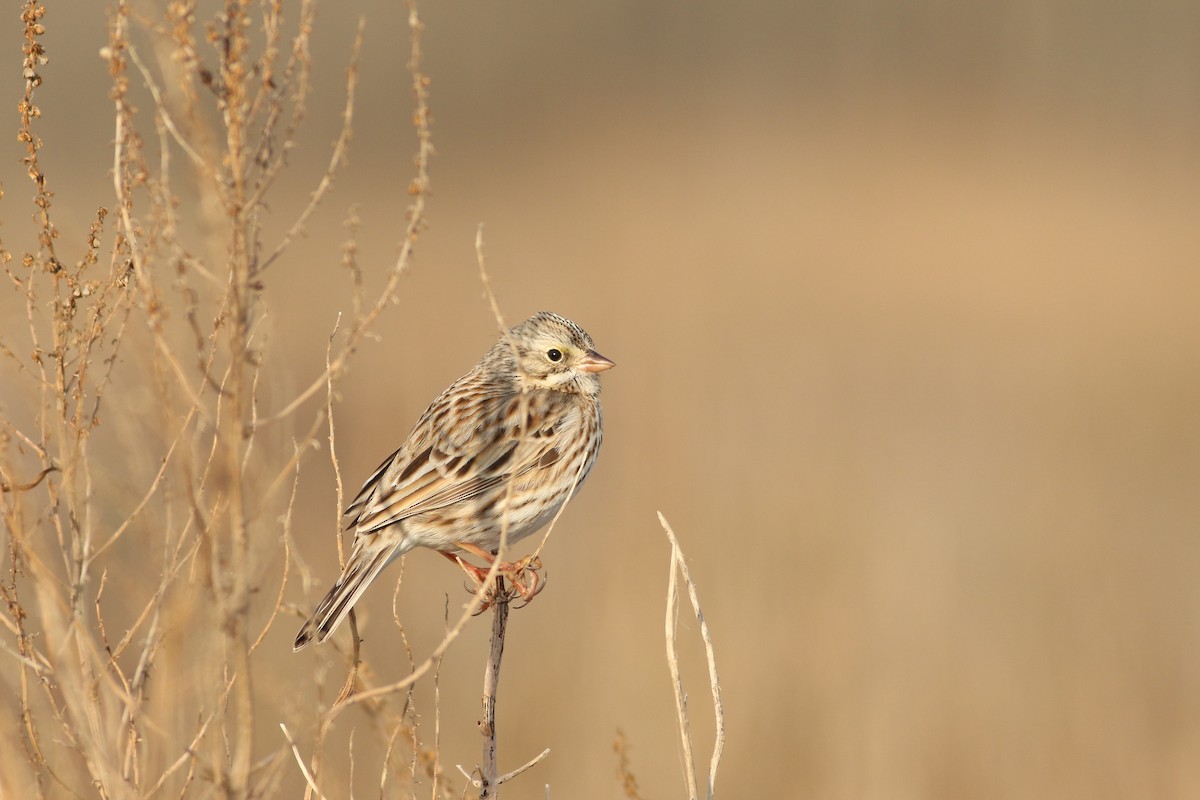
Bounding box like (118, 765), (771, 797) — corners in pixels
(6, 0), (1200, 797)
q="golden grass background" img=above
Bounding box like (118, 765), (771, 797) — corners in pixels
(2, 1), (1199, 797)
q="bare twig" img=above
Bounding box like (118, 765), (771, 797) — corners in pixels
(0, 466), (57, 494)
(257, 18), (363, 275)
(2, 0), (439, 796)
(281, 724), (327, 800)
(475, 228), (591, 567)
(124, 42), (211, 173)
(497, 748), (551, 787)
(256, 0), (433, 430)
(478, 582), (510, 799)
(474, 579), (549, 798)
(473, 227), (521, 580)
(432, 595), (448, 799)
(326, 314), (347, 566)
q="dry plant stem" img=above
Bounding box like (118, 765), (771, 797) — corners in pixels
(315, 229), (541, 788)
(659, 513), (725, 800)
(473, 227), (522, 577)
(258, 0), (433, 430)
(2, 0), (407, 794)
(665, 558), (698, 800)
(326, 316), (347, 567)
(478, 583), (509, 799)
(258, 18), (363, 275)
(432, 596), (448, 798)
(497, 749), (551, 790)
(213, 4), (258, 793)
(322, 228), (528, 722)
(475, 227), (589, 568)
(300, 9), (476, 778)
(281, 724), (327, 800)
(9, 4), (142, 796)
(468, 586), (548, 798)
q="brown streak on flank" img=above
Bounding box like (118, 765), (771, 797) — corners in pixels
(476, 493), (501, 521)
(538, 447), (561, 469)
(398, 446), (431, 482)
(490, 442), (518, 472)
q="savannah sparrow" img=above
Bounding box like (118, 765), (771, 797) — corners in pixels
(293, 311), (614, 650)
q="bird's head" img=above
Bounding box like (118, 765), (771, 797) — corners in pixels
(503, 311), (614, 396)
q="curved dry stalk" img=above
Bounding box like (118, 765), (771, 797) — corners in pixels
(316, 227), (537, 749)
(660, 512), (725, 800)
(474, 226), (594, 570)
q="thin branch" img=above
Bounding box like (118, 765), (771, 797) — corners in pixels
(326, 314), (346, 566)
(472, 226), (523, 580)
(256, 17), (362, 274)
(255, 0), (433, 430)
(0, 466), (58, 494)
(431, 594), (448, 799)
(475, 579), (550, 798)
(475, 227), (589, 568)
(497, 748), (550, 786)
(281, 724), (327, 800)
(478, 584), (510, 799)
(124, 42), (211, 174)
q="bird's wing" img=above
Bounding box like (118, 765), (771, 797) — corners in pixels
(346, 380), (563, 536)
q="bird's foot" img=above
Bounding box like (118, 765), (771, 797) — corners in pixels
(502, 554), (545, 607)
(440, 547), (546, 612)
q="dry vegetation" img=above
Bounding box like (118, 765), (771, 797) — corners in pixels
(0, 3), (721, 798)
(8, 2), (1193, 798)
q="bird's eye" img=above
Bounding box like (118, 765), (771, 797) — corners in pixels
(546, 348), (563, 362)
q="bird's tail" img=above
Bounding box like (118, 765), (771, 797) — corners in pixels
(293, 540), (405, 651)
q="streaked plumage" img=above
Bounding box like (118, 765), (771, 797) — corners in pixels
(294, 311), (614, 650)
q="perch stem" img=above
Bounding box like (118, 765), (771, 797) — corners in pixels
(479, 577), (510, 799)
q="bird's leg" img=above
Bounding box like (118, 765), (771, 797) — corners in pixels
(439, 549), (490, 583)
(450, 543), (546, 605)
(439, 549), (501, 611)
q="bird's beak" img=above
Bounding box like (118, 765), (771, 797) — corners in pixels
(578, 349), (615, 373)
